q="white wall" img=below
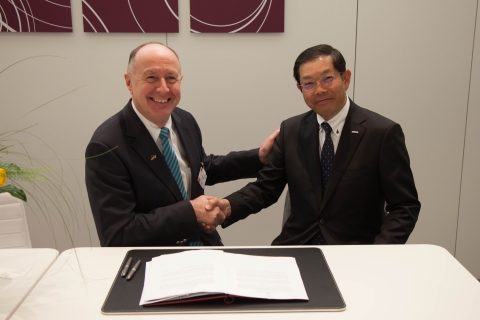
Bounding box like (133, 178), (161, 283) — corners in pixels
(355, 0), (477, 254)
(457, 0), (480, 279)
(1, 0), (479, 277)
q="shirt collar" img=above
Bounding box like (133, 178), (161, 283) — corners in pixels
(316, 95), (350, 137)
(131, 100), (172, 142)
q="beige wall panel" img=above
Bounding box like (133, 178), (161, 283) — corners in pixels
(0, 1), (166, 252)
(354, 0), (477, 253)
(168, 0), (358, 245)
(456, 2), (480, 278)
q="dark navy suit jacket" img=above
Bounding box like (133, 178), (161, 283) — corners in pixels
(86, 101), (262, 246)
(224, 100), (420, 245)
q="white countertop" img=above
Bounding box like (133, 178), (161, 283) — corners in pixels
(0, 248), (58, 320)
(9, 244), (480, 319)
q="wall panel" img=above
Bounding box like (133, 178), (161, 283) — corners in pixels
(355, 0), (477, 254)
(457, 1), (480, 278)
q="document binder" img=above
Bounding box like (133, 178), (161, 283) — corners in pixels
(102, 247), (346, 314)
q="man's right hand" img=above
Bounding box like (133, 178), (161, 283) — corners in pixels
(190, 196), (226, 233)
(206, 198), (231, 218)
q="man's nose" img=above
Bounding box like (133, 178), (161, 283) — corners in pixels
(156, 78), (170, 93)
(314, 81), (327, 94)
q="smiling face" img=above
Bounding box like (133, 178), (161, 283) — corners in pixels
(125, 44), (182, 127)
(297, 55), (351, 121)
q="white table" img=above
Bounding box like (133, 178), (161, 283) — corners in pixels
(10, 245), (480, 319)
(0, 248), (58, 320)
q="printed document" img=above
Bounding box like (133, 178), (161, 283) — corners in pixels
(140, 250), (308, 305)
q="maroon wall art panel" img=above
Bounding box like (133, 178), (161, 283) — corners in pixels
(82, 0), (178, 33)
(190, 0), (284, 33)
(0, 0), (72, 33)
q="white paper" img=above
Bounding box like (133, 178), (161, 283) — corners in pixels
(139, 250), (308, 305)
(223, 253), (308, 300)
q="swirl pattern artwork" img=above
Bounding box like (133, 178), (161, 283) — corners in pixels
(82, 0), (178, 33)
(0, 0), (72, 33)
(190, 0), (284, 33)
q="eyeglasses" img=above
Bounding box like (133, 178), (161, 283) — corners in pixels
(299, 72), (343, 91)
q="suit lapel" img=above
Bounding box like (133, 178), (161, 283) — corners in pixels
(300, 111), (323, 210)
(123, 103), (184, 202)
(171, 110), (202, 198)
(321, 102), (366, 210)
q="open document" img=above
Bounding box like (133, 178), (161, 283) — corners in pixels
(139, 250), (309, 306)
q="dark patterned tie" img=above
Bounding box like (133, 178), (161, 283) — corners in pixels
(308, 122), (334, 245)
(320, 122), (334, 194)
(160, 128), (203, 246)
(159, 128), (187, 200)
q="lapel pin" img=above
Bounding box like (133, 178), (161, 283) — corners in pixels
(150, 155), (157, 161)
(352, 131), (359, 134)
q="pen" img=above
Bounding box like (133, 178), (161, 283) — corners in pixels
(126, 260), (141, 281)
(121, 257), (132, 277)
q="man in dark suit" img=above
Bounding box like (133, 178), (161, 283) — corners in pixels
(85, 42), (278, 247)
(211, 44), (420, 245)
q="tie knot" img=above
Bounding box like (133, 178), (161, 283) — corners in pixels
(160, 127), (170, 140)
(321, 122), (332, 134)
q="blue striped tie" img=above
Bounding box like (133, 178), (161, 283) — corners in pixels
(160, 128), (203, 247)
(159, 128), (187, 201)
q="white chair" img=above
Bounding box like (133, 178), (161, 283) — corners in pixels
(0, 192), (32, 248)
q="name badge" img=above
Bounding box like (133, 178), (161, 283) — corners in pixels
(197, 166), (207, 189)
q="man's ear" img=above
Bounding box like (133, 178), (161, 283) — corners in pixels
(296, 83), (303, 93)
(342, 69), (352, 91)
(124, 73), (133, 94)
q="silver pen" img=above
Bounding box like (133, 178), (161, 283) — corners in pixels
(121, 257), (132, 277)
(126, 260), (141, 281)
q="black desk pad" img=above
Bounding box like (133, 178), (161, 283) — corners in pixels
(102, 247), (346, 314)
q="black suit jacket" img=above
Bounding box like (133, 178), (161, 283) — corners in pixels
(223, 100), (420, 245)
(85, 101), (262, 247)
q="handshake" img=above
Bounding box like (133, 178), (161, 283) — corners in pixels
(190, 195), (232, 233)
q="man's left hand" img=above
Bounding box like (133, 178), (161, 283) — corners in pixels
(259, 129), (280, 164)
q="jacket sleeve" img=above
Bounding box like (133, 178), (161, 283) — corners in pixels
(375, 123), (420, 244)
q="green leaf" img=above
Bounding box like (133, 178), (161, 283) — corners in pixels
(0, 163), (21, 172)
(0, 185), (27, 202)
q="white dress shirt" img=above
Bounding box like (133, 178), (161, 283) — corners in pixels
(132, 102), (192, 199)
(316, 95), (350, 158)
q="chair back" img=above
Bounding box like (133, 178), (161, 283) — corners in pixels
(283, 189), (291, 226)
(0, 193), (32, 248)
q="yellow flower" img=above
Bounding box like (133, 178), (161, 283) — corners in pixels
(0, 168), (6, 186)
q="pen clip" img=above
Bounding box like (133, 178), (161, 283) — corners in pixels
(121, 257), (133, 277)
(126, 260), (142, 281)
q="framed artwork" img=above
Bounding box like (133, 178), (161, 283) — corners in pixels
(82, 0), (179, 33)
(0, 0), (72, 33)
(190, 0), (284, 33)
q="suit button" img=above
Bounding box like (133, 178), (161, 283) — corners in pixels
(319, 219), (326, 225)
(176, 241), (180, 244)
(183, 239), (187, 243)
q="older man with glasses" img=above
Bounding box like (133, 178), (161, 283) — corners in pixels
(211, 44), (421, 246)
